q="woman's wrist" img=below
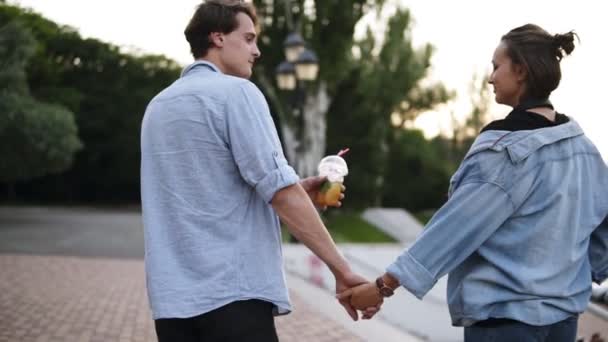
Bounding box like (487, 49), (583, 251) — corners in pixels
(382, 273), (400, 290)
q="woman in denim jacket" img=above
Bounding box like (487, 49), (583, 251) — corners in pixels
(340, 24), (608, 342)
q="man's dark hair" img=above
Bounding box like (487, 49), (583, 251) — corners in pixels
(501, 23), (578, 101)
(185, 0), (257, 59)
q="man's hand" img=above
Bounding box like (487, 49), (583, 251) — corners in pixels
(335, 272), (366, 321)
(337, 282), (383, 319)
(334, 271), (372, 321)
(300, 176), (345, 209)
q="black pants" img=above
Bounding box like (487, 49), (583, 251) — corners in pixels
(464, 316), (579, 342)
(155, 299), (279, 342)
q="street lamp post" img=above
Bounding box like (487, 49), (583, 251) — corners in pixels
(275, 31), (319, 159)
(275, 31), (319, 243)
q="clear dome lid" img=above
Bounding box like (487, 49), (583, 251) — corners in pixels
(317, 155), (348, 182)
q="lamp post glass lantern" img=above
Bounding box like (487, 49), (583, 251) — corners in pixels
(275, 32), (319, 89)
(284, 32), (306, 63)
(276, 61), (296, 90)
(294, 49), (319, 81)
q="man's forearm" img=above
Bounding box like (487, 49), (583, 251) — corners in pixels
(271, 183), (351, 278)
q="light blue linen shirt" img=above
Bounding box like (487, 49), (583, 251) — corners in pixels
(140, 61), (299, 319)
(387, 119), (608, 326)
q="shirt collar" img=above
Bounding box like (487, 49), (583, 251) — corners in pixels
(180, 60), (222, 78)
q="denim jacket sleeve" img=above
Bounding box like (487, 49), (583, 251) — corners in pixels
(387, 181), (516, 299)
(589, 214), (608, 284)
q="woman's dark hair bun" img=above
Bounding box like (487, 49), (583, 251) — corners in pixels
(553, 31), (577, 59)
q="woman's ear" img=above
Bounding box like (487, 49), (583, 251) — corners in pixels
(514, 63), (527, 83)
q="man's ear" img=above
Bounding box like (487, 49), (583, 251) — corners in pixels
(209, 32), (224, 48)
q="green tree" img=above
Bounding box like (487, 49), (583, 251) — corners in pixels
(382, 129), (451, 211)
(327, 9), (451, 208)
(1, 2), (452, 207)
(251, 1), (451, 208)
(252, 0), (382, 178)
(433, 73), (493, 172)
(0, 20), (81, 190)
(0, 4), (181, 202)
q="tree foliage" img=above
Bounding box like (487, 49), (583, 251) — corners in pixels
(382, 129), (451, 211)
(327, 8), (451, 208)
(432, 73), (493, 174)
(2, 2), (458, 211)
(252, 1), (451, 208)
(0, 4), (181, 201)
(0, 19), (81, 184)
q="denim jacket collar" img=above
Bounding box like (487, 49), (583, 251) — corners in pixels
(465, 119), (584, 163)
(180, 60), (222, 78)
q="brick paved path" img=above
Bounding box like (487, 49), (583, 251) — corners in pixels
(0, 254), (361, 342)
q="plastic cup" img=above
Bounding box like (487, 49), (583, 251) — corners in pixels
(315, 155), (348, 206)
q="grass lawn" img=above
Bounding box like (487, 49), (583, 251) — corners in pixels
(282, 211), (396, 243)
(412, 210), (436, 225)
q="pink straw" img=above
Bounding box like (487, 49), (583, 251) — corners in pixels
(337, 148), (350, 157)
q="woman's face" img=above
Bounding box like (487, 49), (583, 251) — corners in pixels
(489, 42), (526, 107)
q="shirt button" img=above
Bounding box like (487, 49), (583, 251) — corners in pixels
(273, 151), (279, 157)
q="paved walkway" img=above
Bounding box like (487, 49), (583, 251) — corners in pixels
(0, 206), (416, 342)
(2, 206), (606, 341)
(0, 254), (362, 342)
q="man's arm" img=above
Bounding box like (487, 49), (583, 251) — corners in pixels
(272, 183), (347, 275)
(224, 82), (369, 319)
(271, 182), (367, 320)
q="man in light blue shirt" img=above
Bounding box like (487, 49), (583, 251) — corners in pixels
(140, 1), (369, 341)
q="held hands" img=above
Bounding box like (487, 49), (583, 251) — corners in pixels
(334, 272), (381, 321)
(300, 176), (345, 209)
(337, 273), (399, 320)
(337, 282), (383, 320)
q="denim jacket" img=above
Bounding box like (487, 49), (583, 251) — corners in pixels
(387, 119), (608, 326)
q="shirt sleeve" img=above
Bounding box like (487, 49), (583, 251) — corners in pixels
(225, 81), (299, 203)
(387, 181), (516, 299)
(589, 214), (608, 284)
